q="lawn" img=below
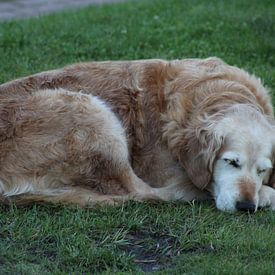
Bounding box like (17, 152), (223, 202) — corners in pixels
(0, 0), (274, 273)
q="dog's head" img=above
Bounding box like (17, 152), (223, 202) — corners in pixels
(211, 106), (274, 212)
(180, 105), (275, 212)
(163, 103), (275, 213)
(163, 57), (275, 212)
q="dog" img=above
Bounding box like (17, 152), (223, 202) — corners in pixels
(0, 57), (275, 212)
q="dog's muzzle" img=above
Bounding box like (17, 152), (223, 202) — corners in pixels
(236, 201), (256, 213)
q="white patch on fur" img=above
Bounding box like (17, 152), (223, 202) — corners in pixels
(213, 157), (241, 212)
(258, 185), (275, 210)
(87, 94), (129, 162)
(0, 179), (34, 197)
(89, 95), (126, 142)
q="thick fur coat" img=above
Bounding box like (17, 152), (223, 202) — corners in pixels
(0, 57), (275, 212)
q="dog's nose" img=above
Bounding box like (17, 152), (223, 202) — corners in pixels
(236, 201), (256, 213)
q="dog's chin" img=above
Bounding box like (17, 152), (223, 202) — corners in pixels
(211, 182), (237, 213)
(214, 193), (237, 213)
(216, 203), (237, 213)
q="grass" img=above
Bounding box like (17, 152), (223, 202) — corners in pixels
(0, 0), (274, 273)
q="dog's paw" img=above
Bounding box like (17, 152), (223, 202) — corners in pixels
(258, 185), (275, 210)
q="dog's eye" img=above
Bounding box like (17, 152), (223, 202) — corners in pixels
(223, 158), (241, 168)
(257, 168), (266, 176)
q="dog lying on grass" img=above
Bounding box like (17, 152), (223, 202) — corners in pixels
(0, 57), (274, 212)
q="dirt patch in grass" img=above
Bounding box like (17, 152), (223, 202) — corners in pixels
(120, 230), (181, 272)
(28, 236), (58, 262)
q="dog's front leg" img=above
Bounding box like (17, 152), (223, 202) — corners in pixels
(144, 180), (210, 203)
(258, 185), (275, 210)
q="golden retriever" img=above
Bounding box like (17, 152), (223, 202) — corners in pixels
(0, 57), (275, 212)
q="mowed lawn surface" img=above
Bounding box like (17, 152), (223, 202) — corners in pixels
(0, 0), (274, 273)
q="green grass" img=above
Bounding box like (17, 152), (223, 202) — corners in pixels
(0, 0), (274, 273)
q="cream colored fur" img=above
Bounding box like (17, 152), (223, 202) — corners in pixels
(0, 57), (274, 212)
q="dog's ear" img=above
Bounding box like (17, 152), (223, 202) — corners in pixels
(162, 67), (225, 190)
(177, 120), (224, 190)
(162, 96), (224, 190)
